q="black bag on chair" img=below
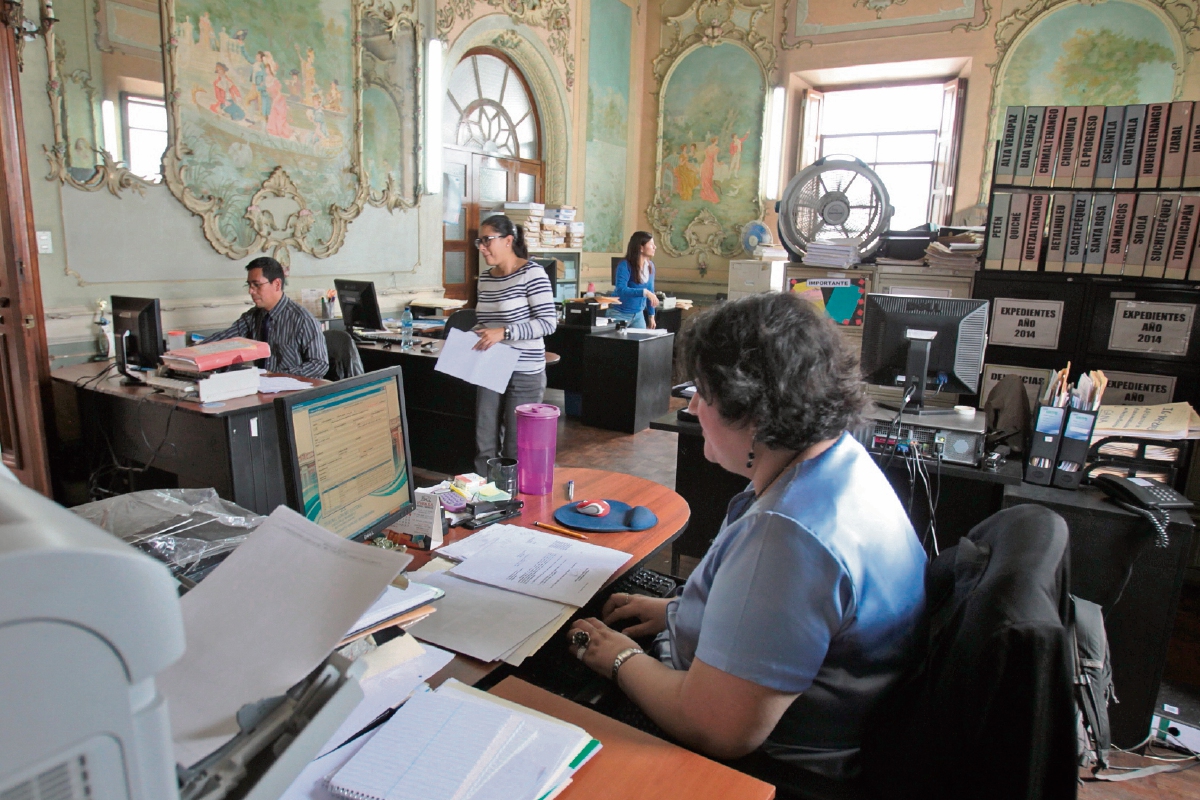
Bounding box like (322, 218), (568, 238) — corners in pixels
(1072, 595), (1113, 774)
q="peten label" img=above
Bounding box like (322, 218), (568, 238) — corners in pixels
(989, 298), (1064, 350)
(1108, 301), (1195, 356)
(1101, 371), (1176, 406)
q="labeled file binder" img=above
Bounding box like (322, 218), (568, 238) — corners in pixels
(1026, 404), (1067, 486)
(1052, 408), (1098, 490)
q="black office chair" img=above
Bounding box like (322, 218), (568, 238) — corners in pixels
(862, 504), (1078, 800)
(445, 308), (477, 333)
(323, 329), (364, 381)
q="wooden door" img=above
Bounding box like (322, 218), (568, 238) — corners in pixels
(0, 18), (52, 494)
(442, 146), (542, 305)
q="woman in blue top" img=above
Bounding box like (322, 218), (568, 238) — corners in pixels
(567, 293), (927, 799)
(609, 231), (658, 329)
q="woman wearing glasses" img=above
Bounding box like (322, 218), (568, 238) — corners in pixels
(471, 214), (558, 475)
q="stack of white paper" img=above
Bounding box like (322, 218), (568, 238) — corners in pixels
(344, 581), (444, 640)
(802, 238), (861, 268)
(323, 680), (598, 800)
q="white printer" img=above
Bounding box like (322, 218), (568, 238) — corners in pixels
(0, 479), (362, 800)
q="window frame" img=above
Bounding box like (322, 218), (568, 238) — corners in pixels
(120, 91), (168, 183)
(447, 48), (543, 162)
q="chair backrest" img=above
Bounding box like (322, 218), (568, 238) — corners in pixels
(863, 504), (1079, 799)
(323, 328), (363, 381)
(445, 308), (477, 333)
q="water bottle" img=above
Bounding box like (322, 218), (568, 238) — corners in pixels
(400, 306), (414, 349)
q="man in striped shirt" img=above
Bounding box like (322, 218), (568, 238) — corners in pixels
(205, 257), (329, 379)
(473, 215), (558, 474)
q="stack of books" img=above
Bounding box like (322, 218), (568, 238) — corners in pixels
(566, 221), (586, 248)
(322, 679), (600, 800)
(503, 202), (544, 242)
(802, 238), (861, 268)
(159, 338), (268, 401)
(753, 244), (790, 259)
(925, 233), (984, 269)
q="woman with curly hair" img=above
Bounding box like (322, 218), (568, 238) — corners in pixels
(567, 292), (926, 799)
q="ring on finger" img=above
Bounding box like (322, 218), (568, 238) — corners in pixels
(571, 630), (591, 649)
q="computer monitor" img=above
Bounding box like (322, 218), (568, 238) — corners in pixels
(111, 295), (163, 369)
(334, 279), (385, 332)
(860, 293), (989, 414)
(274, 366), (415, 540)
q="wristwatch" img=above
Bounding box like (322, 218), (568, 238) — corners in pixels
(503, 326), (512, 341)
(611, 647), (645, 681)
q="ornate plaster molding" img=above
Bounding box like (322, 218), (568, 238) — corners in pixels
(653, 0), (775, 86)
(362, 0), (423, 210)
(436, 0), (575, 89)
(780, 0), (990, 50)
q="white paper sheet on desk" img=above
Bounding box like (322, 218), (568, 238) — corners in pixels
(435, 523), (522, 561)
(278, 643), (455, 800)
(449, 527), (631, 606)
(433, 327), (521, 393)
(158, 506), (412, 766)
(258, 375), (315, 393)
(407, 572), (569, 662)
(345, 581), (444, 638)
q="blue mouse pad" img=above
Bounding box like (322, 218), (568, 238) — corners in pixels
(554, 500), (658, 532)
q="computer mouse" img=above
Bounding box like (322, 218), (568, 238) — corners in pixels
(575, 500), (610, 517)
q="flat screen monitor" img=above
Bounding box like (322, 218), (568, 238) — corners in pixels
(335, 279), (385, 332)
(274, 367), (415, 540)
(860, 293), (989, 413)
(111, 295), (163, 369)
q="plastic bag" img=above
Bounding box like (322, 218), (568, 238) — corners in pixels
(73, 489), (263, 581)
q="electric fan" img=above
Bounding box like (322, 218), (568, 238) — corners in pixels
(776, 155), (893, 261)
(740, 220), (773, 255)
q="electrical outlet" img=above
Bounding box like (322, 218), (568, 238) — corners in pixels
(35, 231), (52, 254)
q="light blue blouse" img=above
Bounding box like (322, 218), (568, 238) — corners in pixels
(612, 259), (655, 317)
(665, 433), (927, 779)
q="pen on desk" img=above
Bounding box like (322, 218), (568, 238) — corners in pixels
(534, 520), (587, 540)
(567, 480), (575, 501)
(318, 693), (415, 758)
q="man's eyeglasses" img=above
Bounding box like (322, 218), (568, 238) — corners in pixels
(245, 279), (271, 290)
(474, 234), (505, 248)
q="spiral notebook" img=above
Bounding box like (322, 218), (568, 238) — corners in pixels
(324, 682), (598, 800)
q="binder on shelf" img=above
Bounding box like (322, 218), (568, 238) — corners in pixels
(1104, 193), (1137, 275)
(1165, 194), (1200, 280)
(1003, 192), (1029, 270)
(1083, 193), (1114, 274)
(985, 192), (1011, 270)
(1021, 193), (1049, 271)
(1160, 101), (1193, 189)
(1014, 106), (1045, 187)
(1064, 193), (1092, 274)
(1051, 408), (1098, 490)
(1055, 106), (1085, 188)
(1074, 106), (1105, 187)
(1124, 192), (1159, 277)
(1144, 192), (1179, 279)
(1034, 107), (1064, 187)
(1026, 404), (1066, 486)
(1138, 102), (1170, 189)
(1044, 193), (1072, 272)
(997, 106), (1026, 184)
(1115, 104), (1147, 189)
(1190, 214), (1200, 281)
(1094, 106), (1124, 189)
(1185, 112), (1200, 188)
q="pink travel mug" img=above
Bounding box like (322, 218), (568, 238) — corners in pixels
(515, 403), (560, 495)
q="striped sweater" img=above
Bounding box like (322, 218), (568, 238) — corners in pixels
(476, 261), (558, 373)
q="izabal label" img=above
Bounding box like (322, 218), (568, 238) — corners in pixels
(1108, 301), (1195, 356)
(989, 298), (1064, 350)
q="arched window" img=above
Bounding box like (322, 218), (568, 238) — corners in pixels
(444, 51), (540, 159)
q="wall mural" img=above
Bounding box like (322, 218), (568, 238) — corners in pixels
(981, 0), (1197, 200)
(647, 0), (772, 273)
(583, 0), (631, 254)
(780, 0), (990, 49)
(158, 0), (420, 265)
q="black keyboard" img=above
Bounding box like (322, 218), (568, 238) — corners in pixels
(610, 567), (677, 598)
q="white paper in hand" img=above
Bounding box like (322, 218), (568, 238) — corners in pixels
(434, 327), (521, 393)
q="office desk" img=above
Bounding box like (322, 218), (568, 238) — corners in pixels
(52, 361), (320, 515)
(489, 677), (775, 800)
(419, 467), (690, 688)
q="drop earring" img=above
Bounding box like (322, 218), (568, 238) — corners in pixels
(746, 448), (755, 469)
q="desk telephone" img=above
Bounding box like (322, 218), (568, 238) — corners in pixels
(1093, 474), (1193, 510)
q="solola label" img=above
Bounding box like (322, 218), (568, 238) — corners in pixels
(1108, 300), (1195, 355)
(1102, 371), (1176, 406)
(989, 298), (1064, 350)
(978, 364), (1053, 409)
